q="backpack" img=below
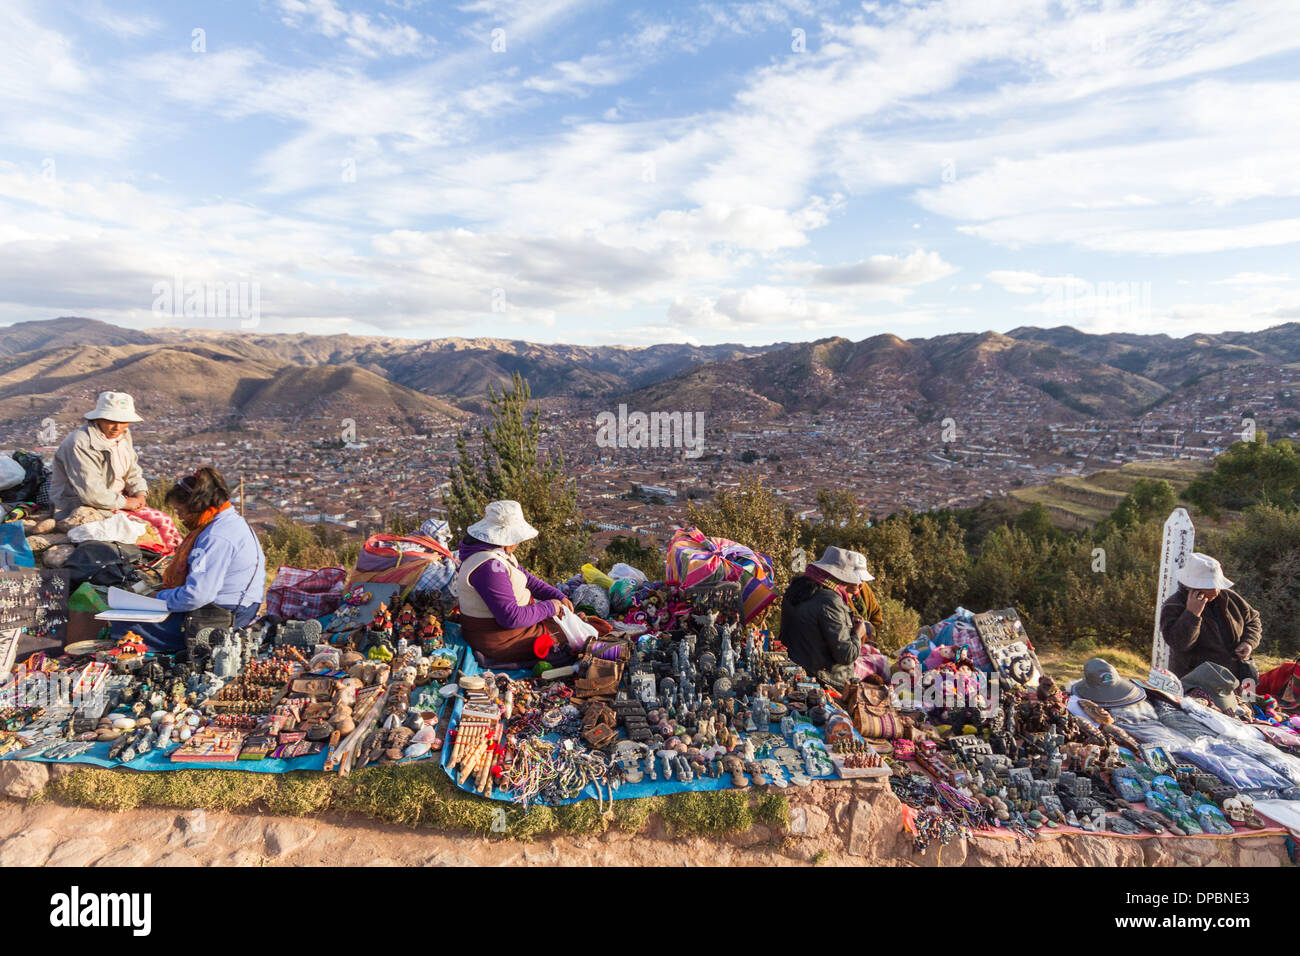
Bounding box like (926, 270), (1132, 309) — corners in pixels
(63, 541), (145, 588)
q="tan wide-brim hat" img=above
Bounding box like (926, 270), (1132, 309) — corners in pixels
(467, 500), (538, 547)
(84, 391), (143, 423)
(810, 546), (874, 584)
(1176, 553), (1233, 591)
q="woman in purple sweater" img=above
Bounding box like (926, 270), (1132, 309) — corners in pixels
(454, 500), (574, 662)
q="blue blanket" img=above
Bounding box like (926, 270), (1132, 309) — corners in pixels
(438, 646), (838, 805)
(1, 624), (469, 775)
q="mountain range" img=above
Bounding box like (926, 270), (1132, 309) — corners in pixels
(3, 317), (1300, 432)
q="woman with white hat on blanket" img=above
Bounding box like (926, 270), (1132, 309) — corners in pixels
(1159, 552), (1262, 683)
(48, 391), (148, 516)
(454, 500), (574, 664)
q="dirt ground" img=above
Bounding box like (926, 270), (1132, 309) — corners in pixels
(0, 777), (1291, 867)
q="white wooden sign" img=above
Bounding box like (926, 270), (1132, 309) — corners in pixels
(1152, 508), (1196, 670)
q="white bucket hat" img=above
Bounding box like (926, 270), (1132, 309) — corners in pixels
(1177, 553), (1233, 591)
(84, 391), (142, 423)
(467, 500), (538, 547)
(810, 546), (874, 584)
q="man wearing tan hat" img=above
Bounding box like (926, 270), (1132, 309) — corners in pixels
(1159, 552), (1261, 682)
(48, 391), (148, 516)
(780, 545), (875, 689)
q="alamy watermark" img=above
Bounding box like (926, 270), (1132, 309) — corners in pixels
(1043, 279), (1152, 325)
(595, 404), (705, 459)
(1, 672), (107, 714)
(152, 275), (260, 328)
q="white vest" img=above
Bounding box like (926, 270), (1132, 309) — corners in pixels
(455, 548), (531, 620)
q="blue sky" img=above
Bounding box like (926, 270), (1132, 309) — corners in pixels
(1, 0), (1298, 345)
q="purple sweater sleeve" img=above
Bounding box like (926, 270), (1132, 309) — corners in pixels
(467, 558), (556, 629)
(524, 569), (565, 603)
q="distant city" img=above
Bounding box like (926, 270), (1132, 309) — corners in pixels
(7, 358), (1292, 553)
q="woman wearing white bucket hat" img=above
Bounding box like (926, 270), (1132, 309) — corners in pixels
(1159, 552), (1262, 682)
(454, 500), (574, 664)
(48, 391), (148, 516)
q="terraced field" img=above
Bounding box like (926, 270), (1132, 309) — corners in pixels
(1010, 459), (1211, 529)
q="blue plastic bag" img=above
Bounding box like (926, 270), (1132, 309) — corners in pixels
(0, 520), (34, 568)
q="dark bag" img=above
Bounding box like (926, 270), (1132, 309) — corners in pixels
(1, 452), (51, 508)
(64, 541), (145, 588)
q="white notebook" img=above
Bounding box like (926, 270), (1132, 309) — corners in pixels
(94, 586), (171, 623)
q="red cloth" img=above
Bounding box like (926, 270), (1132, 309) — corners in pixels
(122, 506), (184, 555)
(1258, 661), (1300, 700)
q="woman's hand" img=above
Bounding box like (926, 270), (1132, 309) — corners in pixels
(122, 494), (146, 511)
(1234, 642), (1252, 659)
(1186, 590), (1209, 616)
(550, 599), (566, 617)
(561, 596), (574, 612)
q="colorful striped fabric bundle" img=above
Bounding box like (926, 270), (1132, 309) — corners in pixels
(664, 526), (777, 623)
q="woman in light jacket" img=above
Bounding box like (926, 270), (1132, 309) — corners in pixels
(454, 500), (572, 663)
(116, 467), (266, 654)
(49, 391), (148, 515)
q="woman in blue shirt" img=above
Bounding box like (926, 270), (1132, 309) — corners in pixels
(117, 467), (266, 655)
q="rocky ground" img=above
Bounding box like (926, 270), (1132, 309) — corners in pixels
(0, 758), (1291, 866)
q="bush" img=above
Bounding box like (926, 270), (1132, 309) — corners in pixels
(877, 594), (921, 653)
(1216, 504), (1300, 656)
(1183, 433), (1300, 517)
(260, 516), (359, 571)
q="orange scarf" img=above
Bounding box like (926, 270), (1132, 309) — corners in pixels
(162, 502), (231, 589)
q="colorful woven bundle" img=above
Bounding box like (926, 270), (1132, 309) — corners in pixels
(348, 532), (453, 592)
(664, 526), (777, 623)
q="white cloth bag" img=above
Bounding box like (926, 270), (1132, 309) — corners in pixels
(68, 514), (149, 545)
(553, 605), (598, 652)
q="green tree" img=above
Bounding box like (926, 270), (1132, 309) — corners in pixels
(1099, 478), (1177, 534)
(1183, 433), (1300, 517)
(602, 535), (663, 580)
(1014, 502), (1063, 543)
(444, 373), (587, 580)
(686, 476), (800, 596)
(1050, 520), (1161, 648)
(903, 513), (970, 623)
(1217, 504), (1300, 656)
(260, 516), (360, 572)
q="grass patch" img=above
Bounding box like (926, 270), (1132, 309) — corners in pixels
(1037, 643), (1287, 685)
(44, 762), (788, 841)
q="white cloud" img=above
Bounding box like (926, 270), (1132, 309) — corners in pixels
(3, 0), (1300, 344)
(83, 2), (162, 39)
(277, 0), (430, 57)
(1213, 272), (1294, 286)
(811, 250), (956, 287)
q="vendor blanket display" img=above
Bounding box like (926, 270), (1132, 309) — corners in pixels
(438, 596), (847, 806)
(0, 619), (464, 774)
(665, 527), (776, 624)
(438, 651), (841, 805)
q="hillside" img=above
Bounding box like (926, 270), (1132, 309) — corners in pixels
(0, 340), (463, 432)
(1008, 460), (1212, 530)
(622, 329), (1166, 421)
(2, 318), (1299, 429)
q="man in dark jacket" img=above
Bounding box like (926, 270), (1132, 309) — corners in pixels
(780, 546), (872, 689)
(1159, 553), (1261, 682)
